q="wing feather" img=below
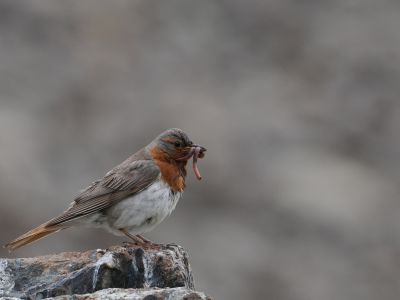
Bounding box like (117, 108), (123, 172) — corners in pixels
(46, 159), (160, 226)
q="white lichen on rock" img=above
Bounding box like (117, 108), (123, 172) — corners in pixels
(0, 259), (14, 296)
(92, 252), (116, 291)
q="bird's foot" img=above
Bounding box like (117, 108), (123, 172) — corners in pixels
(134, 235), (163, 250)
(120, 229), (163, 250)
(122, 240), (140, 247)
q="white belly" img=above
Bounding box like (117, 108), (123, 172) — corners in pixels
(83, 180), (182, 236)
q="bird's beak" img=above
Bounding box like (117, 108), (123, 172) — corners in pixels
(178, 144), (206, 161)
(192, 144), (207, 152)
(192, 144), (206, 158)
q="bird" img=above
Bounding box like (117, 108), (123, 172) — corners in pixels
(4, 128), (206, 252)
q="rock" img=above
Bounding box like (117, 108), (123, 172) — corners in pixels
(53, 287), (210, 299)
(0, 243), (210, 299)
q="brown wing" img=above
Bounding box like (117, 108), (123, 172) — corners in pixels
(46, 159), (160, 226)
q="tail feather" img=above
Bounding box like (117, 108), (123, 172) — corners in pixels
(4, 224), (65, 252)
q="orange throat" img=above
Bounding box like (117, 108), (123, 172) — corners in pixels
(150, 148), (186, 193)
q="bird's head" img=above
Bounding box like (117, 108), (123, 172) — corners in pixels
(148, 128), (206, 180)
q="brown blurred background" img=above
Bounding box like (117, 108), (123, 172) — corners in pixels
(1, 1), (400, 299)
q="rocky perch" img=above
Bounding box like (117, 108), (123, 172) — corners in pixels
(0, 243), (211, 299)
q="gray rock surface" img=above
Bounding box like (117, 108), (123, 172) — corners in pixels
(0, 244), (208, 299)
(52, 287), (210, 300)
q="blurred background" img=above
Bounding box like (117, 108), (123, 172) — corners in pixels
(1, 1), (400, 299)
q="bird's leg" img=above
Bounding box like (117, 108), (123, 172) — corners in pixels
(119, 229), (162, 249)
(119, 229), (145, 245)
(136, 234), (163, 250)
(136, 234), (152, 243)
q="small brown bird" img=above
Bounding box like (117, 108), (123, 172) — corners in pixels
(4, 128), (206, 252)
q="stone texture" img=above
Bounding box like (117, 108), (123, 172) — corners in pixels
(0, 244), (207, 299)
(52, 287), (210, 300)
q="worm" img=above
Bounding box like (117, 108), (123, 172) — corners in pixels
(192, 146), (202, 180)
(177, 146), (206, 180)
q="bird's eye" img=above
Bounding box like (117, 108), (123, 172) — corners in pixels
(174, 141), (181, 147)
